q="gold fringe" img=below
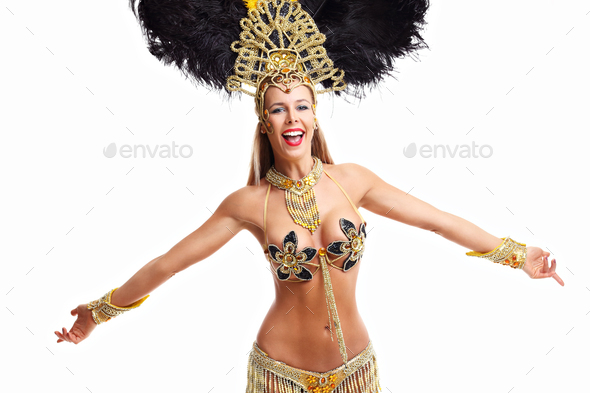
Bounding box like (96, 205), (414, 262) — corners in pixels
(246, 341), (382, 393)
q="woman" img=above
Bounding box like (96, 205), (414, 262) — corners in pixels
(54, 79), (564, 393)
(54, 1), (564, 392)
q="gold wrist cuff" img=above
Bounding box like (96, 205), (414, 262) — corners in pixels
(87, 288), (149, 325)
(465, 237), (527, 269)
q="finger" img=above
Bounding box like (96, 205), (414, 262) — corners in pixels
(55, 331), (67, 342)
(541, 257), (549, 273)
(549, 259), (557, 273)
(553, 273), (565, 286)
(67, 332), (78, 344)
(534, 272), (554, 279)
(71, 308), (78, 316)
(61, 328), (72, 343)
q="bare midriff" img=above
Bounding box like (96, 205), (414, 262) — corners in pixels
(255, 258), (370, 373)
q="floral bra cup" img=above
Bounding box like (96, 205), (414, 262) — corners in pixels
(261, 169), (367, 369)
(267, 218), (367, 282)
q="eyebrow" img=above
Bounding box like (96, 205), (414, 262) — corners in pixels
(268, 99), (311, 109)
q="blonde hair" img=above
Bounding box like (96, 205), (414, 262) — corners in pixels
(246, 121), (334, 186)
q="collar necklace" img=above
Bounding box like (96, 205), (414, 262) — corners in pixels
(265, 156), (323, 234)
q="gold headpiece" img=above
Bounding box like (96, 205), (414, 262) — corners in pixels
(227, 0), (346, 128)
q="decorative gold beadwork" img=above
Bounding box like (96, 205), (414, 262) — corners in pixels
(465, 237), (527, 269)
(265, 156), (323, 233)
(86, 288), (149, 325)
(247, 340), (382, 393)
(227, 0), (346, 132)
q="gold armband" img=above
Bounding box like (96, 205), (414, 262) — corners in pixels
(465, 237), (527, 269)
(87, 288), (149, 325)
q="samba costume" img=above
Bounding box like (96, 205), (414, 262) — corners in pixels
(84, 1), (527, 392)
(250, 156), (378, 392)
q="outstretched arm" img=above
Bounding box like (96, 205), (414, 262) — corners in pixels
(109, 195), (244, 307)
(55, 189), (249, 344)
(352, 164), (564, 286)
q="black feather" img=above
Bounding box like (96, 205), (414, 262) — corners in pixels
(129, 0), (247, 96)
(307, 0), (430, 98)
(128, 0), (430, 100)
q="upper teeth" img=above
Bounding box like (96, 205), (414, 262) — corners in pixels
(283, 131), (303, 136)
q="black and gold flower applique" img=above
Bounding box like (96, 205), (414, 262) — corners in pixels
(326, 218), (367, 271)
(268, 231), (317, 281)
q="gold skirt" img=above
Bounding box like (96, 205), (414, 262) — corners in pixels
(246, 340), (381, 393)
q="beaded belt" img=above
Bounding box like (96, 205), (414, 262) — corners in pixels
(247, 340), (380, 393)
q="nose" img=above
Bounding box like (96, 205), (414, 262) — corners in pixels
(285, 109), (299, 124)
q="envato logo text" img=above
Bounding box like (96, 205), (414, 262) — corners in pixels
(103, 142), (193, 158)
(403, 142), (493, 158)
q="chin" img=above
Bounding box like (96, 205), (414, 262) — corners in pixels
(280, 144), (311, 160)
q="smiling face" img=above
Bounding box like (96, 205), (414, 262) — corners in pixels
(263, 84), (316, 162)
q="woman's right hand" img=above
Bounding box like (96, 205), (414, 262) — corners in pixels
(54, 304), (97, 344)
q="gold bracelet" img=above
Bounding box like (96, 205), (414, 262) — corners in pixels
(87, 288), (149, 325)
(465, 237), (527, 269)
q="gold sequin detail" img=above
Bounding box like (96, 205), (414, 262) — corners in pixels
(86, 288), (149, 325)
(227, 0), (346, 96)
(465, 237), (527, 269)
(318, 249), (348, 368)
(227, 0), (346, 130)
(247, 340), (382, 392)
(265, 156), (323, 234)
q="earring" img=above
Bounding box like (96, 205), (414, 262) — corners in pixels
(261, 109), (274, 134)
(265, 122), (274, 135)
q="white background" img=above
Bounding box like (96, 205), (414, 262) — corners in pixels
(1, 1), (589, 392)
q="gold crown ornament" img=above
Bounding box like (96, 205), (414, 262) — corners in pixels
(227, 0), (347, 131)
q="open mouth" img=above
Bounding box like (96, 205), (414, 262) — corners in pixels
(282, 130), (305, 146)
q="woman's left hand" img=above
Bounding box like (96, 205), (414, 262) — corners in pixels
(522, 247), (564, 286)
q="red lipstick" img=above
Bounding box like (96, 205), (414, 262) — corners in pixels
(282, 128), (305, 147)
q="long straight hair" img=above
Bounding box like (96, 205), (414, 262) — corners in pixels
(246, 122), (334, 186)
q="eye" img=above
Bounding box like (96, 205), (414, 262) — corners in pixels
(297, 105), (309, 110)
(271, 107), (284, 114)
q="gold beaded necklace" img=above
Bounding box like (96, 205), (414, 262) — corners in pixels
(265, 156), (323, 234)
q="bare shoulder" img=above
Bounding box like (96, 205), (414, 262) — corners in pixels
(323, 162), (378, 188)
(323, 162), (379, 203)
(217, 182), (269, 224)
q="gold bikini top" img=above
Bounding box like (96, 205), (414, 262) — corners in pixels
(262, 169), (367, 370)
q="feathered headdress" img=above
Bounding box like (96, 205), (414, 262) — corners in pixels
(128, 0), (430, 100)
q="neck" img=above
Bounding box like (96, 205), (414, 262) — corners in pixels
(273, 155), (315, 180)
